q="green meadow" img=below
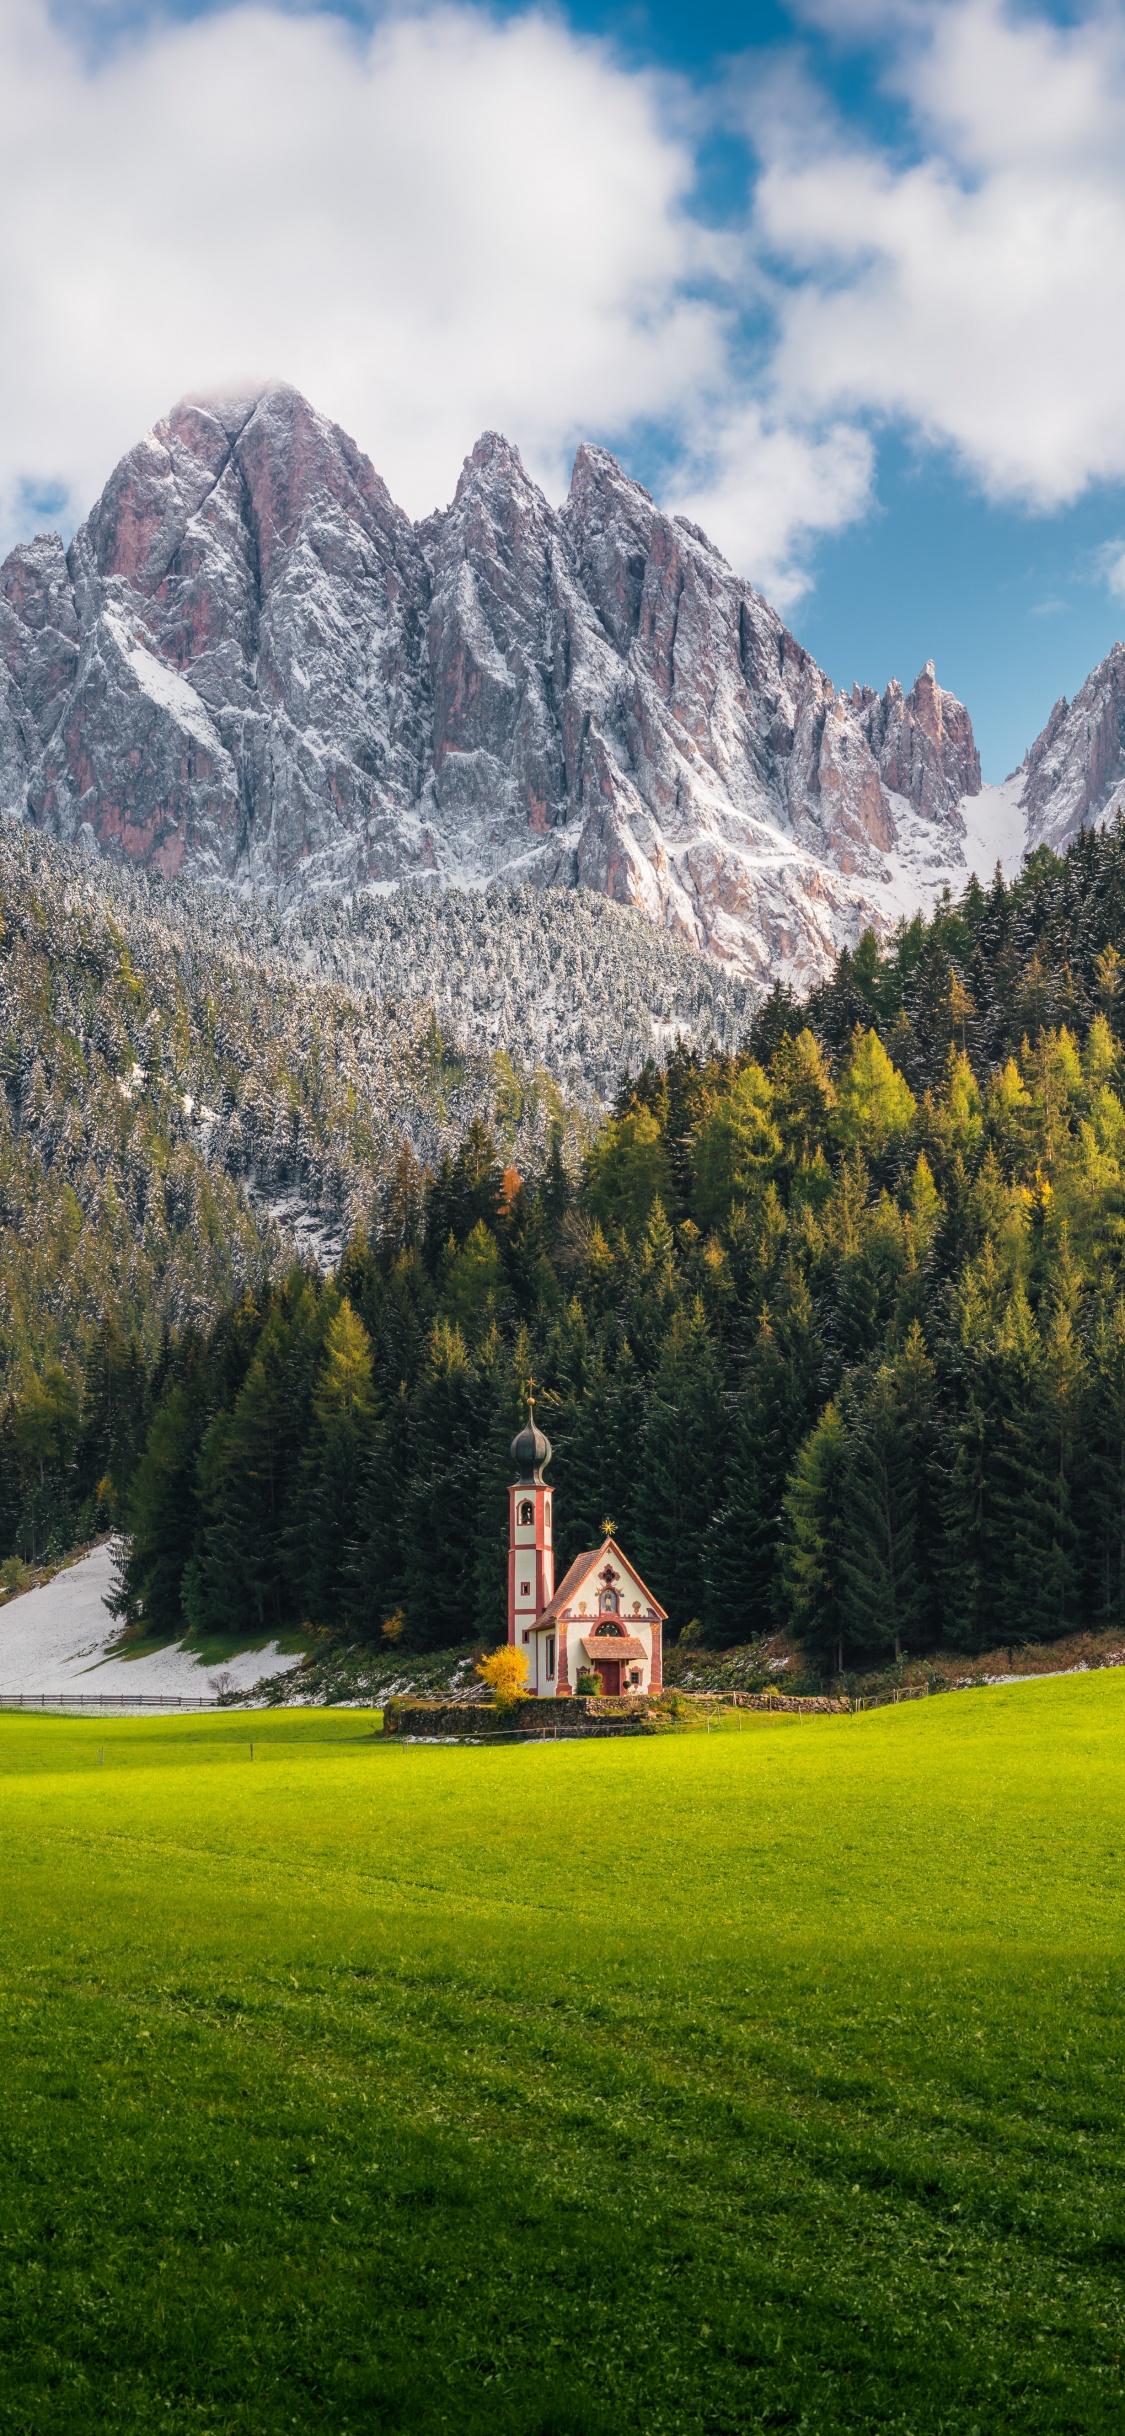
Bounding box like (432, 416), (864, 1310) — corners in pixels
(0, 1687), (1123, 2434)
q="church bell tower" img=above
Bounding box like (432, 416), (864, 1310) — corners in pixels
(508, 1397), (554, 1647)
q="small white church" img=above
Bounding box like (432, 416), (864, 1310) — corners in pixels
(507, 1401), (666, 1698)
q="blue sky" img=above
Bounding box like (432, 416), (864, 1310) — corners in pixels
(570, 0), (1125, 776)
(6, 0), (1125, 777)
(798, 435), (1125, 781)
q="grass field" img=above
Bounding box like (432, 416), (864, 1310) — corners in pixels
(0, 1686), (1123, 2433)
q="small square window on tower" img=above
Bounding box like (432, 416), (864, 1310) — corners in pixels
(520, 1580), (530, 1596)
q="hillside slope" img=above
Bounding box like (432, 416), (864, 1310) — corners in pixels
(274, 879), (753, 1100)
(0, 825), (576, 1390)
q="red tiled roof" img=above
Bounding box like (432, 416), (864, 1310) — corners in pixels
(580, 1635), (648, 1664)
(536, 1539), (667, 1626)
(535, 1551), (602, 1626)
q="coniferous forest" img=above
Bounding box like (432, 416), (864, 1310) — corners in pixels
(14, 818), (1125, 1671)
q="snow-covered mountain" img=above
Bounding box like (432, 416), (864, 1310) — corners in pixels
(1017, 643), (1125, 855)
(0, 382), (1117, 986)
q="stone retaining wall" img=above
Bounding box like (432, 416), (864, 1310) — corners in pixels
(723, 1692), (849, 1714)
(382, 1691), (847, 1737)
(383, 1694), (654, 1737)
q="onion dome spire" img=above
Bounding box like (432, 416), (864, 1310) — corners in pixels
(510, 1389), (551, 1484)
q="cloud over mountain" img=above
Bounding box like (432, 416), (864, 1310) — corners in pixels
(4, 0), (1125, 625)
(0, 3), (720, 547)
(755, 0), (1125, 510)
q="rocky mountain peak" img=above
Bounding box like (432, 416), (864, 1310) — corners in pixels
(565, 441), (659, 655)
(459, 429), (531, 486)
(0, 384), (998, 985)
(1020, 641), (1125, 852)
(849, 658), (981, 826)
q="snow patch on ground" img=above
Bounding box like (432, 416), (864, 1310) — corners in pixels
(864, 779), (1029, 935)
(0, 1543), (303, 1700)
(962, 1659), (1125, 1688)
(959, 776), (1027, 884)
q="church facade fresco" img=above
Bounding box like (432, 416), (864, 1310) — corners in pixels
(506, 1403), (666, 1698)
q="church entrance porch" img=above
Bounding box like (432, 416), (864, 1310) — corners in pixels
(578, 1627), (649, 1699)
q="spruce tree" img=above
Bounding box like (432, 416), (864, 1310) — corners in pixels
(940, 1395), (993, 1654)
(635, 1301), (726, 1635)
(111, 1380), (204, 1635)
(1088, 1294), (1125, 1625)
(298, 1300), (379, 1631)
(995, 1286), (1084, 1644)
(549, 1331), (645, 1576)
(190, 1283), (326, 1638)
(704, 1264), (823, 1644)
(470, 1325), (529, 1644)
(400, 1319), (482, 1648)
(348, 1380), (412, 1642)
(840, 1326), (938, 1664)
(779, 1402), (850, 1674)
(75, 1315), (147, 1520)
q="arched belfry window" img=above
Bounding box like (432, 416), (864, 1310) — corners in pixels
(518, 1500), (534, 1527)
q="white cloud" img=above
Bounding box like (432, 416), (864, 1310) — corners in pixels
(750, 0), (1125, 509)
(666, 406), (874, 611)
(1097, 541), (1125, 603)
(0, 1), (730, 541)
(0, 0), (888, 606)
(15, 0), (1125, 628)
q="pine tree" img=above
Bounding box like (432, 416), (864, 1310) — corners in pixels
(74, 1314), (147, 1520)
(835, 1028), (917, 1161)
(348, 1381), (412, 1642)
(779, 1402), (850, 1673)
(584, 1107), (675, 1243)
(470, 1325), (529, 1643)
(768, 1028), (836, 1168)
(400, 1318), (482, 1648)
(298, 1300), (379, 1631)
(691, 1064), (780, 1230)
(190, 1283), (326, 1637)
(1088, 1294), (1125, 1625)
(111, 1379), (204, 1634)
(7, 1365), (81, 1561)
(635, 1301), (726, 1635)
(549, 1330), (645, 1577)
(940, 1395), (994, 1653)
(840, 1326), (938, 1664)
(704, 1264), (823, 1643)
(540, 1122), (573, 1234)
(994, 1285), (1084, 1644)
